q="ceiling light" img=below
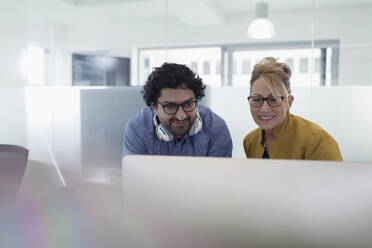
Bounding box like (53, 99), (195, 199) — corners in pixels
(247, 2), (275, 39)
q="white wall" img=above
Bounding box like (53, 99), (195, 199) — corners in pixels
(0, 18), (70, 86)
(62, 4), (372, 86)
(25, 21), (70, 86)
(0, 17), (27, 86)
(0, 4), (371, 86)
(51, 23), (71, 86)
(65, 19), (167, 57)
(25, 87), (82, 172)
(0, 88), (27, 146)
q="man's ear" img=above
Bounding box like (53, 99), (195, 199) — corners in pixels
(288, 95), (294, 109)
(151, 102), (157, 113)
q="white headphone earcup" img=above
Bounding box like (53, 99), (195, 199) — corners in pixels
(153, 114), (174, 142)
(188, 112), (203, 136)
(157, 124), (173, 142)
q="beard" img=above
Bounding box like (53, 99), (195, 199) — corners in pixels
(165, 116), (194, 139)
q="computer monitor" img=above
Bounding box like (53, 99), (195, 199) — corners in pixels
(122, 155), (372, 248)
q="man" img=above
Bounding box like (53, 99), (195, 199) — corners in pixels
(123, 63), (232, 157)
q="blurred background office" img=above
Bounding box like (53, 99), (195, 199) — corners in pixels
(1, 0), (372, 184)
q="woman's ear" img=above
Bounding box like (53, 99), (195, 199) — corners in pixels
(288, 95), (294, 109)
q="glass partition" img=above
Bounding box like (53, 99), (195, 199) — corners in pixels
(0, 0), (371, 178)
(1, 1), (372, 245)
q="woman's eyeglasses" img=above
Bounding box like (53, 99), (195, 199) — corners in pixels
(247, 95), (285, 107)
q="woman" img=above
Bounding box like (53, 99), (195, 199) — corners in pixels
(243, 57), (342, 161)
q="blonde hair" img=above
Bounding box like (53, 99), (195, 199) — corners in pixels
(250, 57), (292, 107)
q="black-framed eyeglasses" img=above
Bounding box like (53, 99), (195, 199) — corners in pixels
(247, 95), (285, 107)
(157, 100), (197, 115)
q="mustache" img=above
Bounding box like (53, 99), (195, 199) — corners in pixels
(170, 117), (191, 123)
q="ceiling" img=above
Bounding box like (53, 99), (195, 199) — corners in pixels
(1, 0), (372, 26)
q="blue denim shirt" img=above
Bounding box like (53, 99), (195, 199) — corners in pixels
(123, 105), (232, 157)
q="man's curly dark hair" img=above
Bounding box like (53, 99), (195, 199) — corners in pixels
(141, 63), (206, 106)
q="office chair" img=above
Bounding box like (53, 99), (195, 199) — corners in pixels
(0, 144), (29, 210)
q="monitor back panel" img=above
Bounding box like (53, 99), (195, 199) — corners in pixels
(122, 156), (372, 248)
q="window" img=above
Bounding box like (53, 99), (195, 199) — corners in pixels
(285, 58), (294, 72)
(233, 60), (238, 75)
(242, 60), (251, 74)
(232, 48), (322, 87)
(72, 54), (130, 86)
(138, 46), (221, 87)
(299, 58), (309, 73)
(137, 40), (339, 87)
(144, 57), (150, 76)
(190, 61), (198, 73)
(314, 57), (321, 73)
(216, 61), (221, 75)
(203, 61), (211, 75)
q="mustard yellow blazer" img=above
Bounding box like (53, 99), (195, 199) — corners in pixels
(243, 114), (343, 161)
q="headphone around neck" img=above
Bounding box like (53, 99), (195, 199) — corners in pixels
(153, 109), (203, 142)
